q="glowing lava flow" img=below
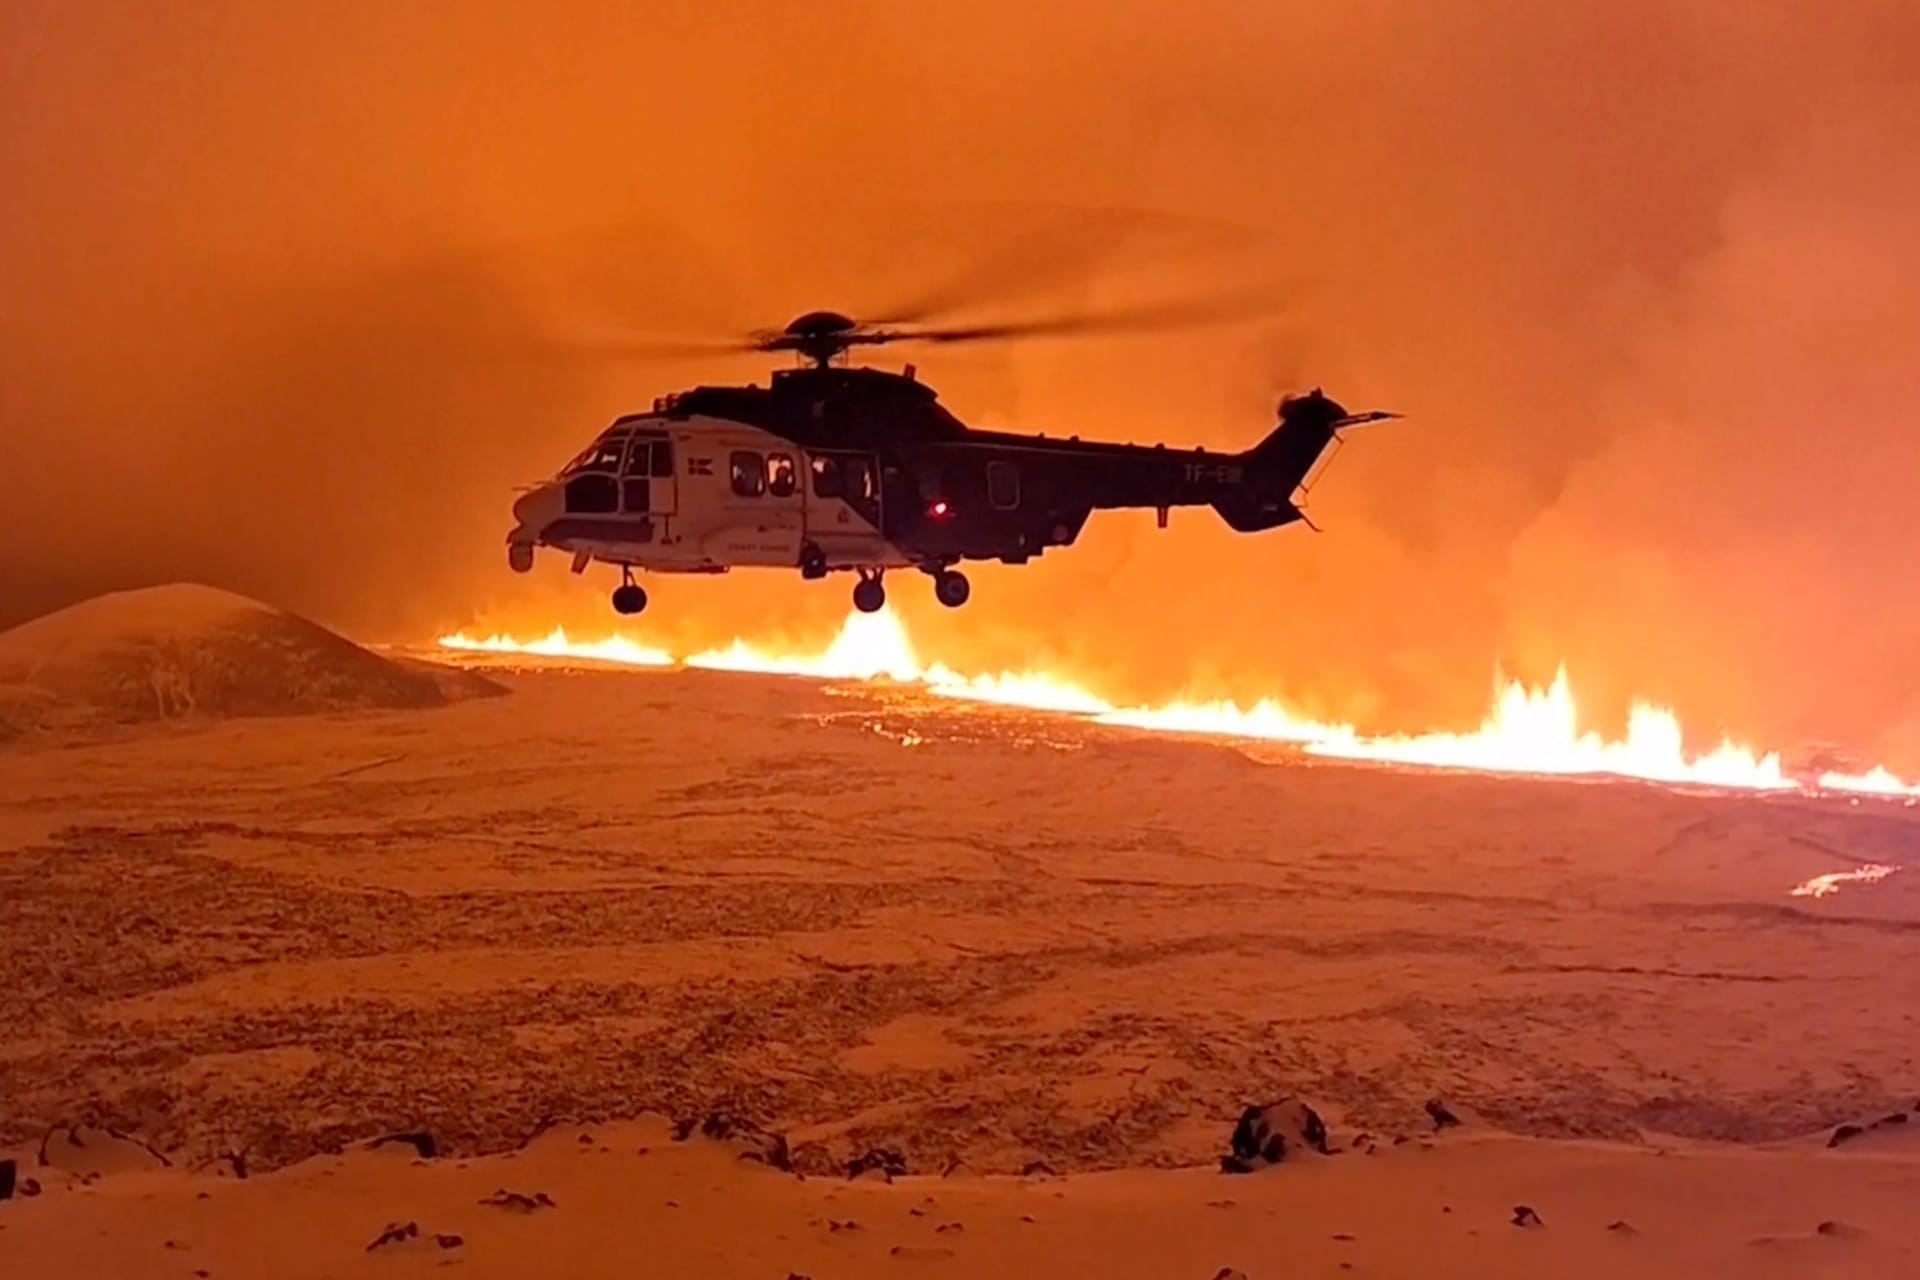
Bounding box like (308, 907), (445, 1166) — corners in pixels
(436, 609), (1920, 800)
(1111, 671), (1794, 791)
(1791, 864), (1899, 898)
(1816, 766), (1920, 798)
(437, 626), (673, 667)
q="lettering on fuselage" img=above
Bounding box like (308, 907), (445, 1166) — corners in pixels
(1184, 461), (1244, 485)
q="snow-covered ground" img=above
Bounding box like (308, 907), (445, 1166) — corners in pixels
(3, 648), (1918, 1277)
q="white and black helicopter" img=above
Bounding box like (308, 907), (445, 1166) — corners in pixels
(506, 307), (1391, 615)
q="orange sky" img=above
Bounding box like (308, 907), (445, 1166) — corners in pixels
(3, 1), (1918, 763)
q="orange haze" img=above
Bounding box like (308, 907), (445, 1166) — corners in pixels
(4, 2), (1918, 767)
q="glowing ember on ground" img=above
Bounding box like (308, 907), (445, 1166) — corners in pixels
(1790, 864), (1899, 898)
(437, 609), (1920, 803)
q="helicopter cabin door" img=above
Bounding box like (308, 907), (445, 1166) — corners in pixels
(802, 450), (887, 566)
(620, 433), (676, 521)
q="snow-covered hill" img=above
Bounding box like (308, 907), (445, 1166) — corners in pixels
(0, 584), (499, 734)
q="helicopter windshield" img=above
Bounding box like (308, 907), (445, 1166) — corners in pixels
(561, 436), (627, 477)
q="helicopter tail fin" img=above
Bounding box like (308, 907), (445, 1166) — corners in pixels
(1225, 390), (1395, 531)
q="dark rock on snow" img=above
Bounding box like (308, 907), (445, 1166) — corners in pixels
(371, 1131), (438, 1160)
(848, 1148), (909, 1181)
(367, 1221), (419, 1251)
(479, 1189), (557, 1212)
(675, 1111), (792, 1170)
(1222, 1098), (1330, 1172)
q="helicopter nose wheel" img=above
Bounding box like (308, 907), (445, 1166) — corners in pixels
(611, 566), (648, 616)
(852, 570), (886, 614)
(933, 569), (971, 608)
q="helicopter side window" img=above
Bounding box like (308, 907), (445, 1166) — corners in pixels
(844, 457), (875, 503)
(987, 460), (1021, 510)
(730, 450), (765, 498)
(766, 452), (797, 498)
(810, 455), (841, 499)
(651, 439), (674, 478)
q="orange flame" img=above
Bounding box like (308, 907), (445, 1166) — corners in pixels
(436, 609), (1918, 803)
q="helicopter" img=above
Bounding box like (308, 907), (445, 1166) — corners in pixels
(505, 307), (1393, 615)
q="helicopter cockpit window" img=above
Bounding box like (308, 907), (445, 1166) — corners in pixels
(650, 439), (674, 478)
(766, 452), (797, 498)
(730, 450), (765, 498)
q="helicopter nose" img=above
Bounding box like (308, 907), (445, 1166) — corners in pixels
(511, 483), (562, 528)
(507, 483), (562, 574)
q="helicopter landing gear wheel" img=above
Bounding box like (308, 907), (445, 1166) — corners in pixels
(852, 571), (886, 614)
(611, 566), (647, 616)
(933, 569), (970, 608)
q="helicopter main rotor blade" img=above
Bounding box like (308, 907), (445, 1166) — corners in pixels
(870, 291), (1284, 348)
(864, 203), (1270, 327)
(528, 330), (766, 360)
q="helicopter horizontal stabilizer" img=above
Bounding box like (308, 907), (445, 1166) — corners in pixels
(1210, 492), (1304, 534)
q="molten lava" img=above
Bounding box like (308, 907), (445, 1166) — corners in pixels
(436, 608), (1919, 801)
(438, 626), (673, 667)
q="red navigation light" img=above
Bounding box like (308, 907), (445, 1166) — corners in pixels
(929, 499), (950, 517)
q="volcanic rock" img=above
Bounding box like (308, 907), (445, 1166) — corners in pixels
(367, 1221), (419, 1250)
(673, 1111), (791, 1169)
(1829, 1124), (1865, 1147)
(847, 1148), (909, 1181)
(1221, 1098), (1330, 1173)
(38, 1125), (169, 1175)
(479, 1189), (556, 1212)
(370, 1131), (438, 1160)
(1512, 1205), (1545, 1228)
(787, 1143), (837, 1178)
(0, 583), (501, 734)
(1425, 1098), (1462, 1130)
